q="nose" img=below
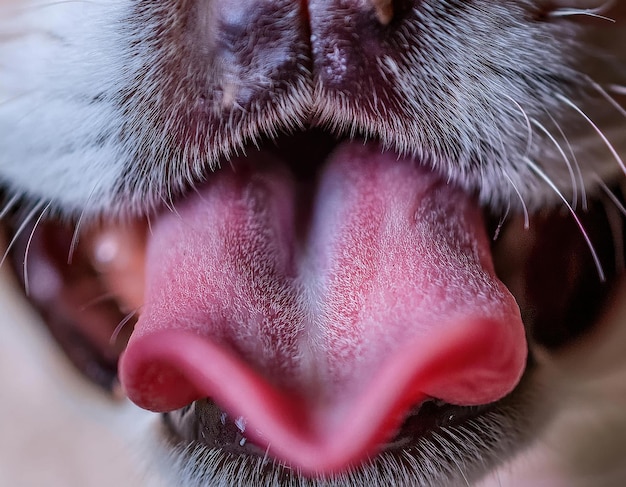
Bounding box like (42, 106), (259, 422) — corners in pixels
(164, 0), (412, 117)
(307, 0), (406, 86)
(305, 0), (415, 128)
(173, 0), (310, 110)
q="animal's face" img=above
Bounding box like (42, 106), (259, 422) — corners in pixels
(1, 0), (625, 485)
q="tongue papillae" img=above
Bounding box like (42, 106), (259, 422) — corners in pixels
(119, 142), (526, 474)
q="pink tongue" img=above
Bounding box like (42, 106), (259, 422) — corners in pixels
(119, 142), (526, 473)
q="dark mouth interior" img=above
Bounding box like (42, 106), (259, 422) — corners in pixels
(162, 396), (494, 459)
(3, 129), (624, 467)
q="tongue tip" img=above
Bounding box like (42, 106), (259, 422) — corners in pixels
(119, 331), (287, 414)
(118, 330), (386, 472)
(119, 335), (199, 412)
(119, 312), (527, 471)
(120, 310), (526, 410)
(418, 314), (528, 405)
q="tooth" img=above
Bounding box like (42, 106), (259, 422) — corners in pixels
(371, 0), (394, 25)
(235, 416), (247, 433)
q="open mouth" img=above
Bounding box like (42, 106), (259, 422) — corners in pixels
(4, 127), (623, 479)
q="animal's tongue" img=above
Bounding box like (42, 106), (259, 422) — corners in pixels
(119, 141), (526, 473)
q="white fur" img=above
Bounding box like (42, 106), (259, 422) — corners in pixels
(0, 1), (133, 213)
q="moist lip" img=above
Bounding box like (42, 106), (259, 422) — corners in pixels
(163, 399), (269, 457)
(162, 397), (495, 458)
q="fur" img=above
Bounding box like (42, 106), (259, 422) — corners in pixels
(1, 1), (625, 486)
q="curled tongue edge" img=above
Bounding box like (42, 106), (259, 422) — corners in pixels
(119, 142), (527, 474)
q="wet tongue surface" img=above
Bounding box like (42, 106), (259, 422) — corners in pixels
(119, 141), (526, 473)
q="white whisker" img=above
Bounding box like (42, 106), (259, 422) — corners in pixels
(609, 84), (626, 96)
(147, 214), (154, 236)
(0, 201), (45, 270)
(505, 95), (533, 157)
(531, 117), (578, 207)
(589, 79), (626, 120)
(68, 184), (98, 265)
(23, 202), (51, 297)
(526, 158), (605, 282)
(161, 195), (182, 219)
(596, 177), (626, 218)
(110, 306), (141, 345)
(549, 11), (614, 22)
(549, 0), (616, 21)
(546, 111), (587, 210)
(600, 188), (626, 272)
(493, 200), (511, 242)
(558, 94), (626, 176)
(503, 171), (530, 230)
(0, 194), (20, 220)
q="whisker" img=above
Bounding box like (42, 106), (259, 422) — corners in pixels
(526, 158), (605, 282)
(548, 0), (616, 21)
(493, 200), (511, 242)
(160, 195), (182, 219)
(79, 291), (118, 312)
(0, 200), (45, 270)
(531, 117), (578, 207)
(23, 202), (51, 297)
(589, 79), (626, 120)
(68, 184), (98, 265)
(609, 84), (626, 96)
(110, 306), (141, 346)
(595, 176), (626, 271)
(549, 10), (614, 22)
(146, 214), (154, 237)
(600, 189), (626, 272)
(0, 194), (20, 220)
(596, 177), (626, 218)
(258, 443), (272, 475)
(503, 171), (530, 229)
(454, 459), (471, 486)
(443, 429), (473, 487)
(504, 95), (533, 157)
(546, 111), (587, 210)
(558, 93), (626, 176)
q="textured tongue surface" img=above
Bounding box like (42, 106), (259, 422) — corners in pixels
(119, 142), (526, 473)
